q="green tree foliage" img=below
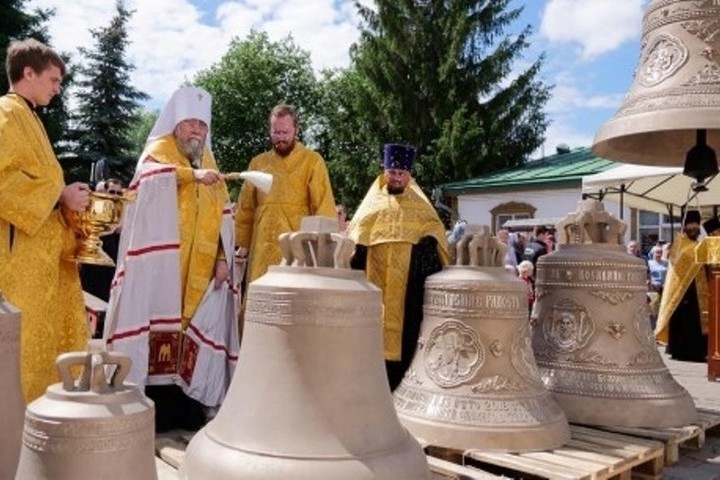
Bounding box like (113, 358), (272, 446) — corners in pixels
(0, 0), (73, 152)
(322, 0), (551, 206)
(126, 108), (158, 160)
(71, 0), (148, 183)
(315, 68), (379, 209)
(194, 30), (320, 175)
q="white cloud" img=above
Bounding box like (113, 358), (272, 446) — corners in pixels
(26, 0), (360, 107)
(546, 72), (625, 114)
(536, 117), (596, 159)
(540, 0), (644, 59)
(216, 0), (360, 72)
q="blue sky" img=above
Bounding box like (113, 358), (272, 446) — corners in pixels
(27, 0), (647, 159)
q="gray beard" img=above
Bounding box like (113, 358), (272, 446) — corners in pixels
(179, 138), (204, 167)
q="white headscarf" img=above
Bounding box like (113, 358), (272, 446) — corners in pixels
(138, 86), (212, 169)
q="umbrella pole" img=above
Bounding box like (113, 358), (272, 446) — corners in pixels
(668, 205), (675, 243)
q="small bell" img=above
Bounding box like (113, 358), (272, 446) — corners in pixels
(14, 341), (157, 480)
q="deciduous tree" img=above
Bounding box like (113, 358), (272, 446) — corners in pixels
(194, 30), (320, 176)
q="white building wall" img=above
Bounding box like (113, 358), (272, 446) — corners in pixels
(456, 187), (631, 233)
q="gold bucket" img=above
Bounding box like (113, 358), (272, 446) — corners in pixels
(63, 191), (133, 266)
(394, 226), (570, 452)
(532, 199), (697, 427)
(14, 342), (156, 480)
(180, 219), (432, 479)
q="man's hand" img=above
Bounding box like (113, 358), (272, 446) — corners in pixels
(60, 182), (90, 212)
(235, 246), (249, 258)
(214, 259), (229, 289)
(194, 169), (221, 185)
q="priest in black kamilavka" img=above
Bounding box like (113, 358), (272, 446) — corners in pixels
(347, 144), (449, 390)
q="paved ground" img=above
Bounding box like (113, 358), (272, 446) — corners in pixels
(660, 350), (720, 480)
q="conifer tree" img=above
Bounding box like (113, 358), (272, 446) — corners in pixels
(72, 0), (148, 182)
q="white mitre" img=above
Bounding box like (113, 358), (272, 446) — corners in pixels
(137, 86), (212, 169)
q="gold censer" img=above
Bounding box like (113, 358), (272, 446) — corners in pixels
(62, 191), (133, 267)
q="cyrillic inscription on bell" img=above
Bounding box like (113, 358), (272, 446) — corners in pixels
(533, 199), (697, 427)
(0, 292), (23, 480)
(394, 225), (570, 452)
(14, 341), (157, 480)
(180, 217), (432, 479)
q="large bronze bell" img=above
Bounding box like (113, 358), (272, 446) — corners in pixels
(14, 342), (156, 480)
(0, 292), (24, 479)
(394, 226), (570, 452)
(532, 199), (697, 427)
(181, 219), (432, 479)
(593, 0), (720, 167)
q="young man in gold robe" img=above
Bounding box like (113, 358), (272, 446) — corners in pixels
(235, 104), (336, 282)
(0, 38), (90, 402)
(655, 210), (708, 362)
(346, 144), (449, 390)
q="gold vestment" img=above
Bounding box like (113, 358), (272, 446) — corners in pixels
(0, 93), (87, 402)
(143, 135), (229, 327)
(346, 175), (449, 360)
(235, 142), (336, 282)
(655, 233), (709, 344)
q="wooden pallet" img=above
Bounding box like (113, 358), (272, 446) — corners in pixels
(590, 408), (720, 465)
(424, 425), (665, 480)
(428, 456), (506, 479)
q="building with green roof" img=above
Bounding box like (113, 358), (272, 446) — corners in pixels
(439, 146), (617, 233)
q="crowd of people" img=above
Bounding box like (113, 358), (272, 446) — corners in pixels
(1, 38), (713, 437)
